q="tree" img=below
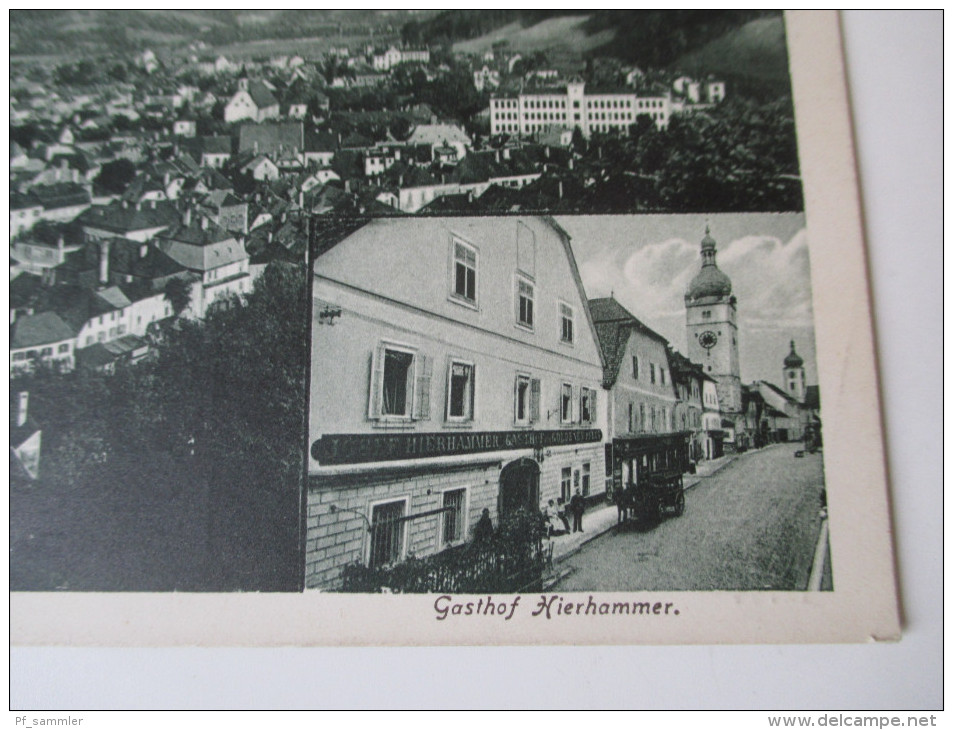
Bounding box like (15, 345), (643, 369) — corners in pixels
(94, 158), (137, 195)
(163, 277), (193, 317)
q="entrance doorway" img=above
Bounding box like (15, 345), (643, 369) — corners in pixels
(499, 458), (540, 518)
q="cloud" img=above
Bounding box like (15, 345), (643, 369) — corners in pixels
(579, 227), (813, 337)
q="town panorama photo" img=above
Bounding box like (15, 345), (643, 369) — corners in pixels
(10, 10), (823, 594)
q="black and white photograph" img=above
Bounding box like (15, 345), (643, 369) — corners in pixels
(10, 8), (903, 653)
(308, 213), (826, 593)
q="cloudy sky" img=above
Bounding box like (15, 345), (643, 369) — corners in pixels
(557, 213), (816, 385)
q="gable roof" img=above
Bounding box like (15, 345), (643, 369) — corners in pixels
(805, 385), (820, 410)
(588, 296), (670, 387)
(246, 80), (279, 109)
(31, 182), (90, 211)
(12, 311), (77, 348)
(239, 122), (303, 155)
(406, 124), (471, 147)
(78, 200), (180, 234)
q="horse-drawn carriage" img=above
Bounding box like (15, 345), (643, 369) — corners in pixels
(615, 469), (686, 522)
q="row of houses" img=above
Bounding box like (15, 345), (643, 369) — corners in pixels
(305, 217), (819, 589)
(10, 201), (254, 377)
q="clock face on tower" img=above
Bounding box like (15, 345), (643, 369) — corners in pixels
(699, 330), (718, 350)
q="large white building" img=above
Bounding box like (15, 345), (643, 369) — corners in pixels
(490, 80), (671, 139)
(307, 216), (607, 589)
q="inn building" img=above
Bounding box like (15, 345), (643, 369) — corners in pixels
(308, 216), (607, 589)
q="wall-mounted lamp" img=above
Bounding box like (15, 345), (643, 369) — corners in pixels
(318, 305), (342, 325)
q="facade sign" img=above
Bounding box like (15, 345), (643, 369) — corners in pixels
(312, 429), (603, 466)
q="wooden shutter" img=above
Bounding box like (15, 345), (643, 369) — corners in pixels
(529, 378), (540, 423)
(368, 344), (385, 419)
(468, 364), (476, 420)
(414, 354), (432, 420)
(591, 389), (597, 424)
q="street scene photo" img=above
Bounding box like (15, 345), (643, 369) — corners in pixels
(308, 213), (828, 592)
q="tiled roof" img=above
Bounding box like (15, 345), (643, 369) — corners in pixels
(156, 218), (235, 247)
(247, 80), (279, 109)
(31, 182), (90, 211)
(10, 192), (42, 211)
(805, 385), (820, 410)
(311, 215), (373, 258)
(238, 122), (303, 155)
(406, 124), (471, 147)
(588, 296), (670, 388)
(79, 200), (180, 234)
(11, 311), (76, 348)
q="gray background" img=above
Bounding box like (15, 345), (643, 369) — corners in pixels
(10, 10), (942, 709)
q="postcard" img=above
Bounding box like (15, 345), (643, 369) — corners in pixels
(10, 10), (899, 645)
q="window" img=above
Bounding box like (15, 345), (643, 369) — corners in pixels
(561, 467), (572, 502)
(369, 344), (431, 420)
(441, 488), (466, 546)
(628, 402), (634, 432)
(446, 360), (474, 421)
(650, 363), (656, 384)
(516, 276), (534, 328)
(514, 374), (540, 425)
(702, 310), (711, 319)
(12, 352), (26, 361)
(561, 383), (573, 423)
(582, 463), (591, 497)
(452, 239), (477, 304)
(369, 500), (406, 568)
(639, 403), (646, 431)
(632, 355), (639, 379)
(559, 303), (574, 344)
(580, 387), (596, 424)
(660, 367), (666, 386)
(58, 344), (69, 353)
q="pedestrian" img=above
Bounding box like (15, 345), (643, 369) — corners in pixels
(570, 489), (585, 533)
(474, 508), (494, 542)
(555, 497), (571, 533)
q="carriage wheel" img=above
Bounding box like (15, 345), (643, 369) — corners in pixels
(656, 499), (667, 521)
(674, 490), (685, 517)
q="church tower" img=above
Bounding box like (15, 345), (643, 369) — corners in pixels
(685, 227), (742, 414)
(783, 340), (806, 403)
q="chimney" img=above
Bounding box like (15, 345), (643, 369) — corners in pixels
(399, 174), (404, 187)
(299, 190), (304, 208)
(200, 216), (209, 230)
(99, 239), (111, 285)
(57, 234), (64, 255)
(558, 180), (564, 199)
(545, 145), (551, 159)
(183, 207), (192, 227)
(344, 179), (351, 193)
(140, 244), (149, 258)
(503, 147), (510, 160)
(164, 171), (170, 186)
(495, 149), (501, 164)
(16, 392), (29, 428)
(267, 230), (273, 243)
(568, 157), (574, 170)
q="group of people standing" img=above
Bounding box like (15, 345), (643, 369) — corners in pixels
(540, 490), (586, 538)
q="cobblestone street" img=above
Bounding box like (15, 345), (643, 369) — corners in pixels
(556, 442), (828, 591)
